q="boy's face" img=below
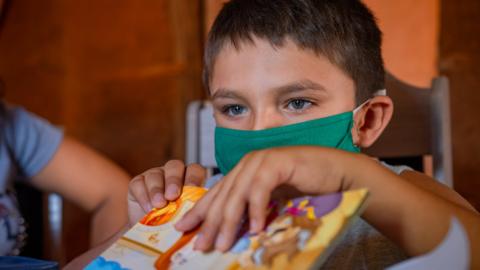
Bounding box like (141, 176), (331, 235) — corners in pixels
(210, 37), (356, 131)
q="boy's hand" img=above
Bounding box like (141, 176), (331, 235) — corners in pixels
(127, 160), (207, 226)
(175, 146), (354, 252)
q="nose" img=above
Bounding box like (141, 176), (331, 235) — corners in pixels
(252, 108), (284, 130)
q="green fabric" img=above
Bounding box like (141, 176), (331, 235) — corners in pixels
(214, 111), (360, 175)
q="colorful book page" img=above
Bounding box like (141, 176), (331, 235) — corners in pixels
(87, 186), (368, 270)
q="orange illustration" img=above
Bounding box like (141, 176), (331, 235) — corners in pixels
(140, 186), (206, 226)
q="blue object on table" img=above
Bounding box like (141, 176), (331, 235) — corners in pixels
(0, 256), (58, 270)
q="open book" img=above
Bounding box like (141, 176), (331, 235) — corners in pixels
(86, 186), (368, 270)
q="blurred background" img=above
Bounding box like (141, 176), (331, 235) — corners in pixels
(0, 0), (479, 264)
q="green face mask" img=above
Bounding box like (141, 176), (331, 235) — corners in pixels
(214, 90), (386, 175)
(214, 111), (358, 175)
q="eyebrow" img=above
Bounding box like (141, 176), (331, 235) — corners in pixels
(211, 88), (245, 101)
(273, 80), (327, 96)
(211, 79), (327, 101)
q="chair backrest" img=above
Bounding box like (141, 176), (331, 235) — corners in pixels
(186, 74), (453, 187)
(186, 100), (217, 169)
(14, 184), (64, 261)
(364, 74), (453, 187)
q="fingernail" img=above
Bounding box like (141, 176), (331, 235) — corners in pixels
(142, 202), (153, 213)
(166, 185), (179, 199)
(174, 218), (185, 231)
(152, 193), (166, 208)
(250, 219), (261, 233)
(215, 233), (228, 251)
(193, 234), (204, 251)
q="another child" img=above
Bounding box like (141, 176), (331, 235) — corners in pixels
(0, 98), (131, 256)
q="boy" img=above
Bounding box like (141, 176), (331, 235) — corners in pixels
(126, 0), (479, 268)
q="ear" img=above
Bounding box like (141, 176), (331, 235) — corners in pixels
(352, 96), (394, 148)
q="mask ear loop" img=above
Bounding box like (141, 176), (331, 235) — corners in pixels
(352, 89), (388, 147)
(353, 88), (388, 114)
(374, 88), (387, 97)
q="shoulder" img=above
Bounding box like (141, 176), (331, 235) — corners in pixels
(379, 161), (412, 175)
(2, 103), (64, 177)
(3, 104), (59, 136)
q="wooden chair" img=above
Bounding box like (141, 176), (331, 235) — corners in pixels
(186, 100), (217, 177)
(15, 184), (90, 266)
(186, 73), (453, 187)
(364, 73), (453, 187)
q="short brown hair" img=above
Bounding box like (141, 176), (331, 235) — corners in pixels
(203, 0), (385, 103)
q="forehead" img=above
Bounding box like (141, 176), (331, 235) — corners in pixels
(210, 37), (354, 98)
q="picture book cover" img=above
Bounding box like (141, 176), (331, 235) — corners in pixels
(86, 186), (368, 270)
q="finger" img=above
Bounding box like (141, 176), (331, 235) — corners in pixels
(143, 168), (167, 208)
(163, 160), (185, 200)
(193, 203), (224, 251)
(215, 195), (246, 251)
(248, 152), (289, 233)
(214, 152), (266, 251)
(247, 170), (278, 233)
(184, 163), (207, 186)
(128, 175), (152, 213)
(191, 160), (247, 251)
(174, 180), (223, 232)
(195, 153), (258, 251)
(193, 176), (240, 251)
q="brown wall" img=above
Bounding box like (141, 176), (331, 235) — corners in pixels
(364, 0), (439, 87)
(0, 0), (204, 175)
(440, 0), (480, 209)
(0, 0), (204, 261)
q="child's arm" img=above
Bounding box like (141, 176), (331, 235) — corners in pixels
(399, 170), (476, 211)
(31, 137), (130, 246)
(175, 146), (480, 268)
(345, 155), (479, 257)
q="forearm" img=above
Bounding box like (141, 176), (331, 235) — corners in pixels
(32, 137), (131, 246)
(344, 154), (480, 267)
(90, 192), (128, 246)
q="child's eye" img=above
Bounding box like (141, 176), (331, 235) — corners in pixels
(286, 99), (313, 111)
(222, 104), (248, 117)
